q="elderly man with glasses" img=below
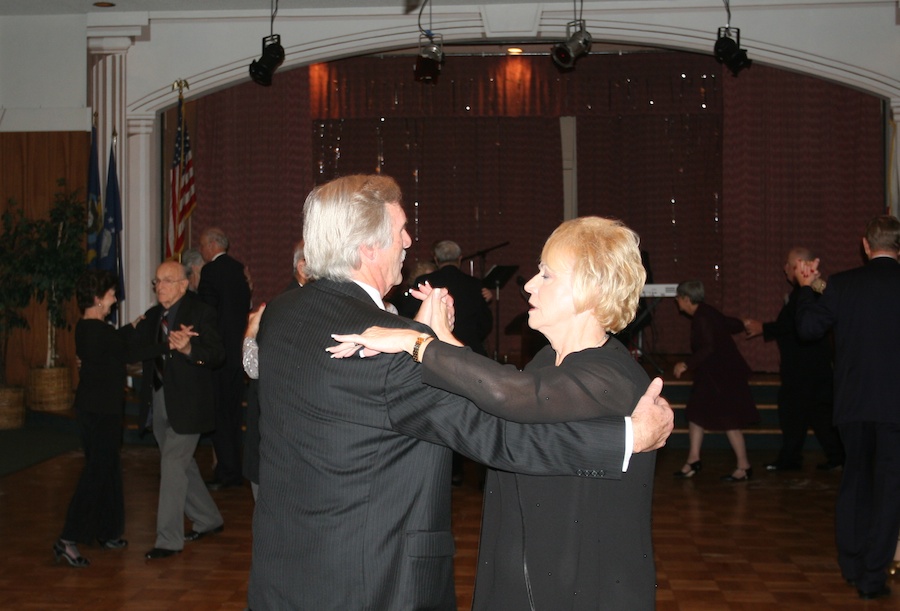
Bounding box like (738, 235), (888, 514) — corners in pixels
(133, 260), (226, 560)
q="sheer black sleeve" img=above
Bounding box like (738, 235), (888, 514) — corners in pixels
(421, 340), (643, 424)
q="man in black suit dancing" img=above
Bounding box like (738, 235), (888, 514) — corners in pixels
(198, 227), (251, 490)
(134, 260), (225, 559)
(744, 246), (844, 472)
(795, 215), (900, 600)
(247, 174), (674, 610)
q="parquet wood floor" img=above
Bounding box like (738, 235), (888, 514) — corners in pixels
(0, 444), (896, 610)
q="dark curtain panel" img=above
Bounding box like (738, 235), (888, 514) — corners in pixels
(721, 65), (885, 371)
(578, 112), (723, 364)
(191, 68), (312, 306)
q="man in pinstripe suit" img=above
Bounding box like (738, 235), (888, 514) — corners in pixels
(247, 174), (673, 610)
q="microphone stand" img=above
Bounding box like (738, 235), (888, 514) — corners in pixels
(461, 241), (510, 279)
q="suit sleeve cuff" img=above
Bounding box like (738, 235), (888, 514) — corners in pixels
(623, 416), (634, 472)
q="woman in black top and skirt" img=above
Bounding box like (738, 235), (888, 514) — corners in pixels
(54, 270), (136, 567)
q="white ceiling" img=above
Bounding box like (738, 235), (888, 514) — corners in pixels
(0, 1), (497, 16)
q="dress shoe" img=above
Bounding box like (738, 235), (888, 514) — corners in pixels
(816, 461), (843, 471)
(145, 547), (181, 560)
(206, 479), (242, 491)
(53, 539), (90, 567)
(184, 524), (224, 542)
(857, 585), (891, 600)
(673, 460), (702, 479)
(97, 538), (128, 549)
(764, 462), (801, 472)
(721, 467), (753, 482)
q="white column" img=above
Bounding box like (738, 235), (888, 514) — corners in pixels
(88, 28), (154, 322)
(124, 116), (161, 322)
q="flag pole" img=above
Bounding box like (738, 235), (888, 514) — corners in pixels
(168, 79), (190, 260)
(111, 128), (125, 328)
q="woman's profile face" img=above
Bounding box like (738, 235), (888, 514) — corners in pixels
(96, 287), (117, 316)
(523, 250), (578, 339)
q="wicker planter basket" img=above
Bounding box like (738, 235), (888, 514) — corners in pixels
(27, 366), (72, 413)
(0, 386), (26, 429)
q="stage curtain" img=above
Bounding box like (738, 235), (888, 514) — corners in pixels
(719, 65), (885, 371)
(189, 68), (312, 306)
(190, 53), (884, 369)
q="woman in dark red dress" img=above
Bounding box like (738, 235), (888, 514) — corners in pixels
(673, 280), (759, 482)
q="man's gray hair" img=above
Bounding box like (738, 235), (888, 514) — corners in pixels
(181, 248), (204, 277)
(203, 227), (229, 251)
(303, 175), (402, 281)
(433, 240), (461, 264)
(676, 280), (705, 304)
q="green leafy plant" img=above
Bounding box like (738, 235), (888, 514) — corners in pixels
(29, 180), (87, 369)
(0, 203), (37, 387)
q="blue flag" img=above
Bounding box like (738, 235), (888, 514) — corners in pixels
(98, 144), (125, 319)
(85, 126), (102, 268)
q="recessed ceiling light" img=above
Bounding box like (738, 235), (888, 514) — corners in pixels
(507, 47), (523, 55)
(94, 2), (116, 7)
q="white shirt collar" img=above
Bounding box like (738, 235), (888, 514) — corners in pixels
(352, 280), (385, 310)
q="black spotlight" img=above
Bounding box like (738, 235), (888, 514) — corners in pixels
(714, 27), (752, 76)
(551, 20), (592, 70)
(414, 34), (443, 83)
(250, 34), (285, 86)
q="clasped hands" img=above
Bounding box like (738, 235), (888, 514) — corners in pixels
(168, 324), (197, 355)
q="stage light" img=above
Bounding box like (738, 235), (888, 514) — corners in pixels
(414, 1), (444, 83)
(414, 33), (443, 82)
(551, 20), (592, 70)
(250, 34), (285, 86)
(249, 0), (283, 86)
(714, 27), (752, 76)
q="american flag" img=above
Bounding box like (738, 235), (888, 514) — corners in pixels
(166, 96), (197, 259)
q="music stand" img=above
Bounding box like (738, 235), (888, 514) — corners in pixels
(483, 264), (519, 361)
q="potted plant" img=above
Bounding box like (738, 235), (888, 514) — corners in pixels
(26, 180), (87, 412)
(0, 202), (37, 427)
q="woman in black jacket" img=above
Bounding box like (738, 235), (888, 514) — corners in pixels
(54, 270), (136, 567)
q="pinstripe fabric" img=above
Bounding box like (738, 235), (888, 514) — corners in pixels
(247, 279), (627, 610)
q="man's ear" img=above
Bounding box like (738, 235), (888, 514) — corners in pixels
(360, 243), (377, 262)
(862, 237), (871, 259)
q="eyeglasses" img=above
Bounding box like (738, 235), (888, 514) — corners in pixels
(152, 278), (186, 288)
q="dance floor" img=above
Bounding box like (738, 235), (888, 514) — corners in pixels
(0, 443), (896, 610)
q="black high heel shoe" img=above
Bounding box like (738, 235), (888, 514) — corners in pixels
(53, 539), (90, 567)
(674, 460), (702, 479)
(721, 467), (753, 482)
(98, 538), (128, 549)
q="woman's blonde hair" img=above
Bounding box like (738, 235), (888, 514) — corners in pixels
(541, 217), (645, 333)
